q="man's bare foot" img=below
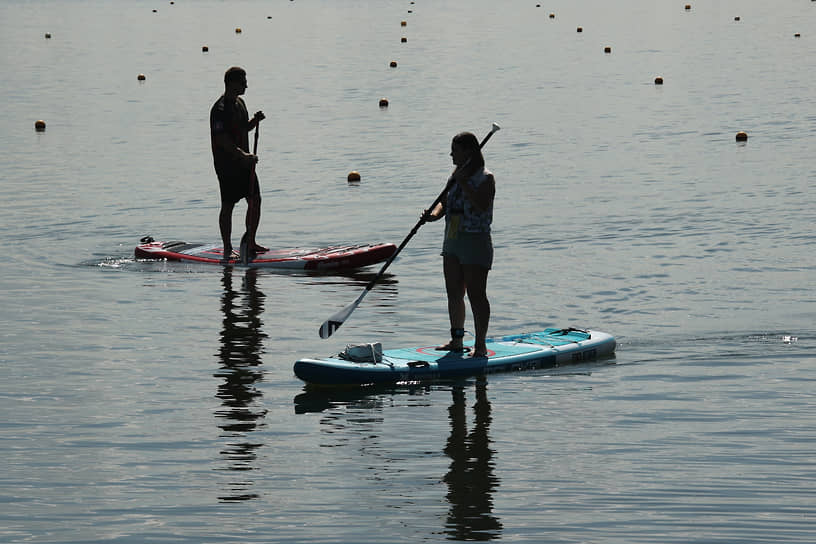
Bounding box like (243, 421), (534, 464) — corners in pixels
(251, 243), (268, 253)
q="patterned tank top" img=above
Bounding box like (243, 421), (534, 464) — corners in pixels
(445, 167), (493, 234)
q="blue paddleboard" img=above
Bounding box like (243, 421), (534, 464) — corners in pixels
(294, 328), (616, 386)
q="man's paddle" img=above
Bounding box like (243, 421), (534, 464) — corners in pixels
(318, 122), (501, 339)
(239, 124), (261, 265)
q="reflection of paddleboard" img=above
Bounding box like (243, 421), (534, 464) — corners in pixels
(134, 237), (397, 270)
(295, 328), (616, 386)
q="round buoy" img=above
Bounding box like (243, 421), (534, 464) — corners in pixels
(604, 46), (612, 53)
(347, 171), (361, 182)
(137, 73), (146, 81)
(390, 60), (398, 67)
(794, 33), (801, 38)
(577, 26), (583, 33)
(685, 4), (691, 10)
(549, 13), (555, 19)
(401, 37), (407, 43)
(401, 20), (407, 27)
(235, 27), (242, 34)
(267, 16), (272, 19)
(408, 9), (412, 13)
(34, 120), (46, 132)
(654, 76), (664, 85)
(734, 16), (740, 21)
(202, 45), (209, 52)
(379, 98), (389, 108)
(152, 9), (157, 13)
(44, 33), (51, 39)
(735, 131), (748, 141)
(536, 4), (541, 7)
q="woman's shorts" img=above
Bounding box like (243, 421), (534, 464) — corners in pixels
(442, 232), (493, 270)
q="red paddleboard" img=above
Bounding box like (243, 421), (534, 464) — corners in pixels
(134, 237), (397, 270)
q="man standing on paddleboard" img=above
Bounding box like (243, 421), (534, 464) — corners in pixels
(210, 66), (266, 261)
(425, 131), (495, 358)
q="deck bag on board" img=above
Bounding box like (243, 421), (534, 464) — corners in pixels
(340, 342), (383, 363)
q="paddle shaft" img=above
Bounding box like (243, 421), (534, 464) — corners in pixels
(248, 124), (259, 197)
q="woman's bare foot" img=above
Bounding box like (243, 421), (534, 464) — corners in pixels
(435, 341), (470, 353)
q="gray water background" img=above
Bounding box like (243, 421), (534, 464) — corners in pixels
(1, 0), (815, 542)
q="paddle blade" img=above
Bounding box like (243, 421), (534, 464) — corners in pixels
(318, 293), (364, 338)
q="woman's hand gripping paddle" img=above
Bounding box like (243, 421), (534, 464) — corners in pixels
(318, 122), (501, 339)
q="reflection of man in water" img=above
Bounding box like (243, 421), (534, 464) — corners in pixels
(215, 267), (268, 501)
(444, 378), (502, 539)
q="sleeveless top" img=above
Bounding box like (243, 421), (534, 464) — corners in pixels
(445, 167), (493, 235)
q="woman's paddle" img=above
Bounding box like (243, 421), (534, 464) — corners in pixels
(319, 122), (501, 339)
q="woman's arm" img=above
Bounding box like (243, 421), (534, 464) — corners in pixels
(456, 172), (494, 212)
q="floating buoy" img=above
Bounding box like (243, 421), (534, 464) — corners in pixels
(347, 171), (361, 182)
(408, 10), (412, 13)
(44, 33), (51, 39)
(734, 16), (740, 21)
(577, 27), (583, 33)
(235, 27), (242, 34)
(401, 37), (407, 43)
(390, 60), (398, 67)
(267, 16), (272, 19)
(401, 20), (407, 26)
(735, 131), (748, 141)
(152, 9), (157, 13)
(34, 120), (46, 132)
(137, 73), (146, 81)
(685, 4), (691, 10)
(549, 13), (555, 19)
(536, 4), (541, 7)
(379, 98), (389, 108)
(794, 33), (801, 38)
(604, 46), (612, 53)
(654, 76), (664, 85)
(202, 45), (209, 52)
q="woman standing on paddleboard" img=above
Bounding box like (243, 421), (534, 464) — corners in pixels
(426, 131), (495, 358)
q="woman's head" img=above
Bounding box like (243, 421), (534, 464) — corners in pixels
(451, 131), (484, 168)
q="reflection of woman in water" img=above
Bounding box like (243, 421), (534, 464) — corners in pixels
(444, 378), (502, 540)
(215, 267), (268, 501)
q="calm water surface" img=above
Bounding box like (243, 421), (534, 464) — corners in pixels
(1, 0), (815, 542)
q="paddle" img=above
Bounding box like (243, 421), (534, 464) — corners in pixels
(319, 122), (501, 339)
(239, 123), (261, 264)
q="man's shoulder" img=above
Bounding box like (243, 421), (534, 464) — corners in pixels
(211, 94), (227, 113)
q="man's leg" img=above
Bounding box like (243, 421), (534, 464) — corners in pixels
(245, 173), (267, 252)
(219, 200), (235, 259)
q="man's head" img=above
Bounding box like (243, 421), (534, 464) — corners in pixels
(224, 66), (248, 95)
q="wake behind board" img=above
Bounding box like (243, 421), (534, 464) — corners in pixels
(294, 328), (616, 386)
(135, 237), (397, 270)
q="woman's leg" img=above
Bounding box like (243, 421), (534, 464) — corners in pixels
(439, 255), (467, 350)
(462, 264), (490, 356)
